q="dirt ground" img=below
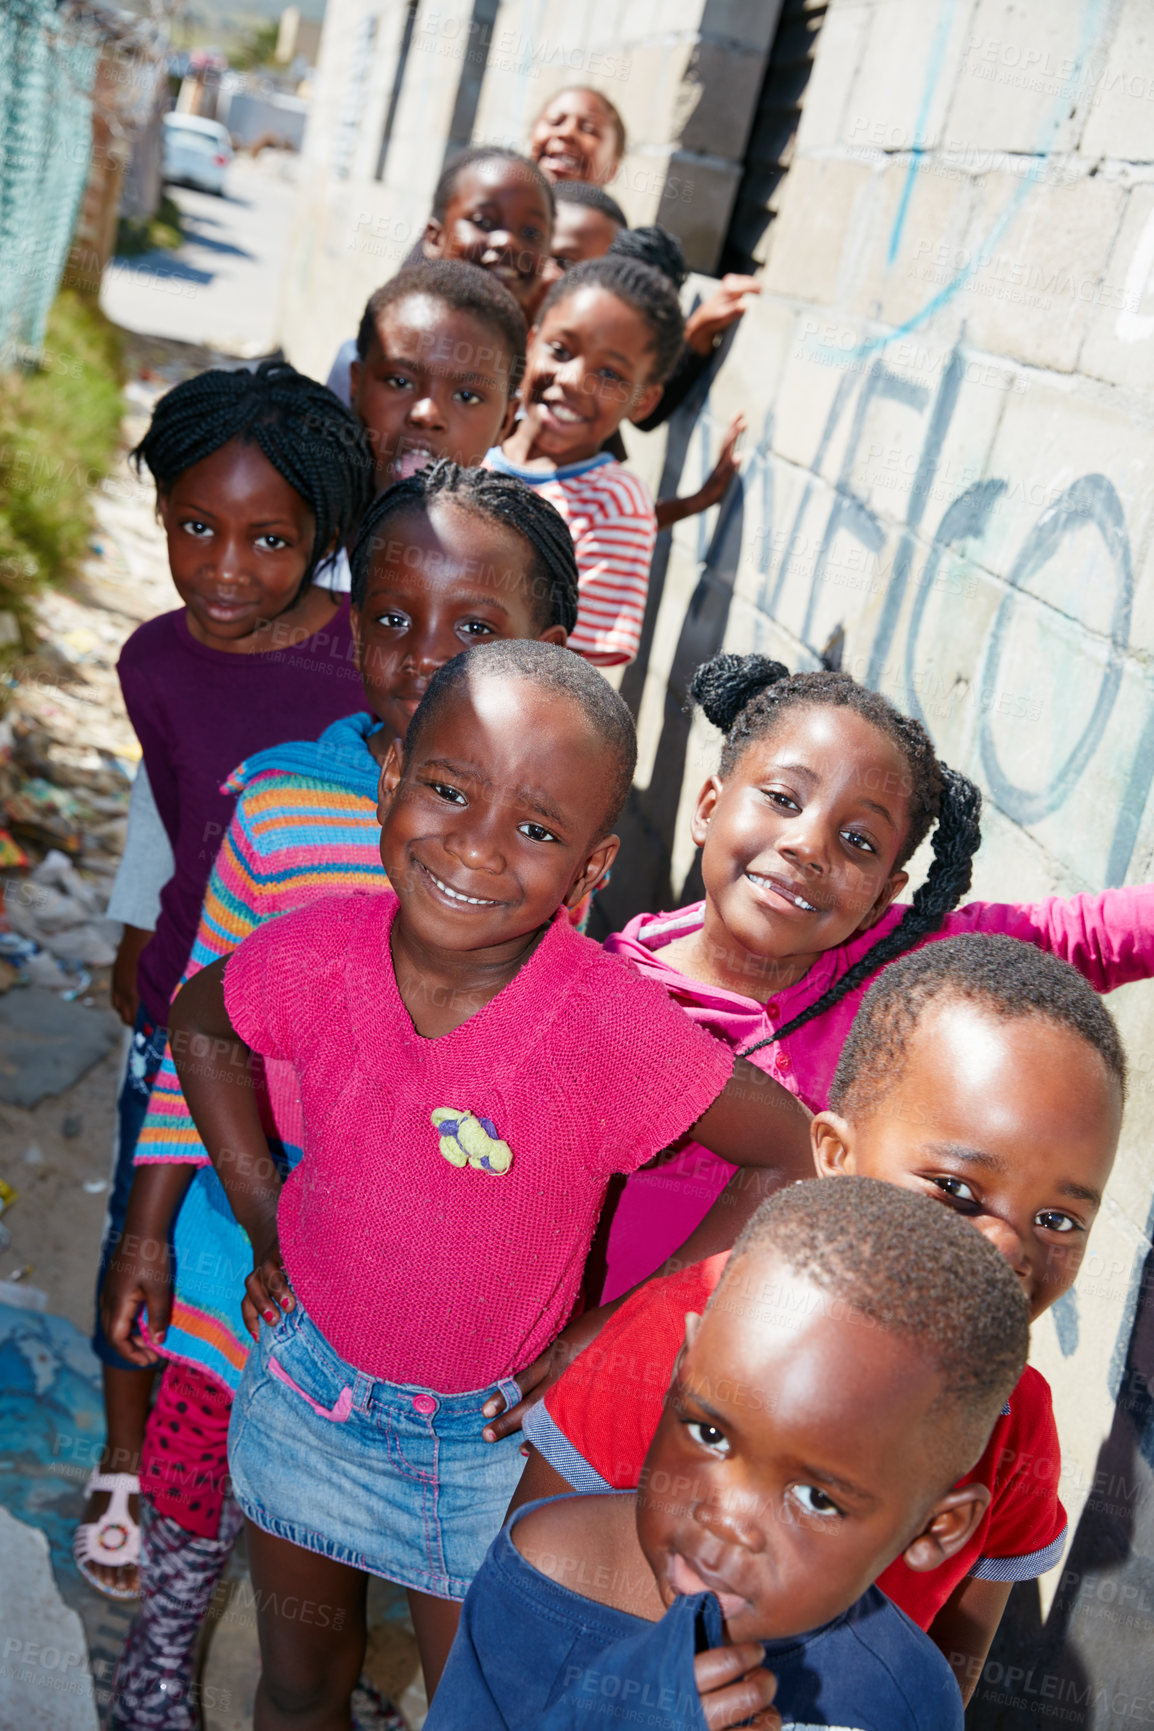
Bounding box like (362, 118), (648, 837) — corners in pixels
(0, 334), (426, 1730)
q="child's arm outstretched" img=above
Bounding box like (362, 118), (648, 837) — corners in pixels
(485, 1059), (811, 1441)
(168, 955), (288, 1334)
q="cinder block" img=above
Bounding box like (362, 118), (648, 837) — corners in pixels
(842, 0), (977, 155)
(762, 154), (874, 301)
(946, 0), (1088, 156)
(1080, 186), (1154, 393)
(1079, 0), (1154, 163)
(673, 38), (771, 160)
(795, 1), (873, 154)
(985, 378), (1154, 595)
(652, 150), (742, 272)
(699, 0), (783, 56)
(957, 170), (1125, 372)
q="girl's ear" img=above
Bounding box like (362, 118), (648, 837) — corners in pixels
(422, 218), (444, 258)
(903, 1484), (991, 1573)
(852, 868), (909, 936)
(377, 740), (405, 825)
(690, 776), (723, 848)
(349, 358), (363, 405)
(563, 832), (620, 911)
(537, 623), (568, 647)
(811, 1111), (854, 1179)
(628, 380), (665, 426)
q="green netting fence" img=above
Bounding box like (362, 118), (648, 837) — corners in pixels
(0, 0), (98, 365)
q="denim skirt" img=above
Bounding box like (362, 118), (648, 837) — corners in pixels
(227, 1296), (526, 1599)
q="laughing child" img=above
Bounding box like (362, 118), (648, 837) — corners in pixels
(166, 640), (813, 1722)
(490, 255), (684, 665)
(100, 466), (580, 1729)
(594, 651), (1154, 1300)
(513, 934), (1126, 1700)
(431, 1177), (1030, 1730)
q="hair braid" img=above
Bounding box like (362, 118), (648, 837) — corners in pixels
(132, 360), (374, 586)
(687, 651), (984, 1055)
(349, 458), (579, 635)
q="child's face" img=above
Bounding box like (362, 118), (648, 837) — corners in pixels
(377, 672), (617, 955)
(695, 706), (913, 980)
(519, 287), (665, 463)
(350, 295), (517, 491)
(351, 501), (565, 745)
(424, 161), (552, 313)
(531, 203), (621, 312)
(530, 88), (621, 185)
(158, 438), (315, 649)
(636, 1255), (977, 1643)
(814, 998), (1122, 1321)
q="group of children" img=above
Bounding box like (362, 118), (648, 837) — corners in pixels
(71, 80), (1154, 1731)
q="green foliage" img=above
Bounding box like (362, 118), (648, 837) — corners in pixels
(0, 290), (126, 650)
(115, 192), (185, 260)
(231, 20), (279, 70)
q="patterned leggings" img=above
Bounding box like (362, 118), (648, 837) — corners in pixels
(107, 1497), (244, 1731)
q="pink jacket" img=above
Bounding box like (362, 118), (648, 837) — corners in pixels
(597, 887), (1154, 1301)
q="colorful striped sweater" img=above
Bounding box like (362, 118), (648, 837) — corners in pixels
(134, 710), (388, 1390)
(486, 448), (656, 667)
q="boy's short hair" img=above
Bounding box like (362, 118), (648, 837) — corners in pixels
(830, 933), (1128, 1117)
(407, 638), (637, 835)
(539, 255), (684, 384)
(431, 146), (554, 224)
(554, 181), (627, 228)
(354, 259), (527, 384)
(720, 1176), (1029, 1483)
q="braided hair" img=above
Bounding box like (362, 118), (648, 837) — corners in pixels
(349, 458), (579, 636)
(540, 255), (685, 384)
(608, 224), (688, 291)
(689, 651), (984, 1051)
(132, 360), (374, 587)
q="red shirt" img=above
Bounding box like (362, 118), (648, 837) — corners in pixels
(525, 1254), (1068, 1629)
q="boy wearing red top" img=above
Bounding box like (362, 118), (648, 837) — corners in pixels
(515, 934), (1126, 1703)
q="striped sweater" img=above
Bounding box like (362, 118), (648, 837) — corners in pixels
(134, 710), (388, 1389)
(486, 448), (656, 667)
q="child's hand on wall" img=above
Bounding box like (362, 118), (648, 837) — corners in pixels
(684, 277), (761, 356)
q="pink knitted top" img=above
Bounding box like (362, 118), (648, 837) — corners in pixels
(597, 885), (1154, 1301)
(223, 889), (734, 1392)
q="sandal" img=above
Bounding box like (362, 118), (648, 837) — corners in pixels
(73, 1471), (142, 1600)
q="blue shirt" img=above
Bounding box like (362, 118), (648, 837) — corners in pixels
(427, 1502), (964, 1731)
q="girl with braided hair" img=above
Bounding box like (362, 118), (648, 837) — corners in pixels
(80, 360), (372, 1606)
(100, 463), (589, 1728)
(594, 650), (1154, 1302)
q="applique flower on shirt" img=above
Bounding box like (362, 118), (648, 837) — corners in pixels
(431, 1107), (513, 1175)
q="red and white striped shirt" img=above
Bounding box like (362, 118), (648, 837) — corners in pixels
(487, 448), (656, 666)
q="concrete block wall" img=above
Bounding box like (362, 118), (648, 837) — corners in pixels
(471, 0), (783, 268)
(278, 0), (785, 373)
(276, 0), (1154, 1715)
(606, 3), (1154, 1720)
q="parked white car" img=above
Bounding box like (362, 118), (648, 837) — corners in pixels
(162, 114), (233, 195)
